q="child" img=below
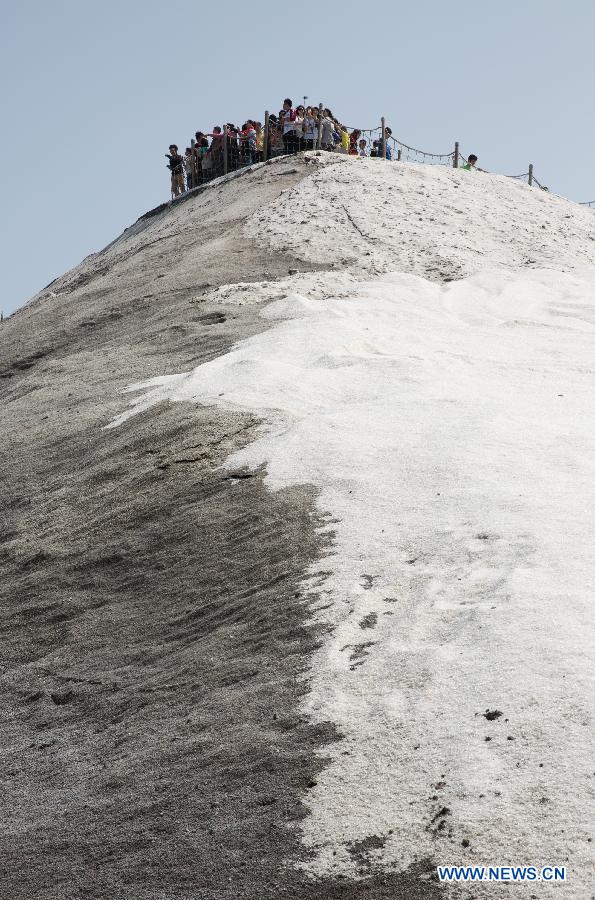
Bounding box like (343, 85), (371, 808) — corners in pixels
(461, 154), (478, 171)
(340, 126), (350, 153)
(358, 138), (368, 157)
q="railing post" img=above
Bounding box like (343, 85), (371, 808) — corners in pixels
(381, 117), (386, 160)
(316, 103), (323, 150)
(453, 141), (459, 168)
(223, 126), (228, 176)
(528, 163), (533, 186)
(263, 110), (269, 161)
(397, 148), (402, 161)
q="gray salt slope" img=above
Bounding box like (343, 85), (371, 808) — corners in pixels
(113, 155), (595, 897)
(0, 155), (446, 900)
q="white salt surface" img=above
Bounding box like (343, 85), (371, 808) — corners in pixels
(111, 161), (595, 895)
(246, 156), (595, 280)
(113, 267), (594, 892)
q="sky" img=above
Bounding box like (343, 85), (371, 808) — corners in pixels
(1, 0), (593, 317)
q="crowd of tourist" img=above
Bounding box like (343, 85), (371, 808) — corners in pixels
(164, 98), (399, 198)
(164, 97), (479, 198)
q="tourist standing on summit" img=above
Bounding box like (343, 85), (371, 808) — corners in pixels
(193, 133), (209, 185)
(293, 106), (306, 151)
(240, 122), (257, 166)
(165, 145), (185, 197)
(280, 98), (298, 154)
(207, 126), (224, 174)
(320, 110), (335, 151)
(267, 115), (283, 156)
(382, 127), (393, 160)
(349, 130), (362, 155)
(254, 122), (264, 160)
(303, 107), (319, 150)
(184, 148), (194, 191)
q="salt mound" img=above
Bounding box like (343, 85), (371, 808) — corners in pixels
(245, 156), (595, 281)
(109, 156), (595, 895)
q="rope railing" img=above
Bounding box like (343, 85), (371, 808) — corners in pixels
(346, 127), (457, 164)
(531, 172), (546, 190)
(390, 137), (454, 165)
(343, 125), (381, 134)
(164, 105), (591, 210)
(505, 172), (530, 180)
(580, 200), (595, 208)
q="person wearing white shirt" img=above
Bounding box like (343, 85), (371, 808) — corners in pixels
(280, 98), (298, 154)
(303, 107), (320, 149)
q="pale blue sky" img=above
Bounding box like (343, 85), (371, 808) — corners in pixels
(1, 0), (593, 316)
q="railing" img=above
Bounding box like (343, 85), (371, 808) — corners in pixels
(389, 136), (455, 166)
(169, 110), (592, 208)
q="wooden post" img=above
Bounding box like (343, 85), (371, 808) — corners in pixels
(316, 103), (323, 150)
(381, 117), (386, 160)
(223, 126), (228, 176)
(263, 110), (269, 162)
(453, 141), (459, 168)
(397, 148), (402, 161)
(528, 164), (534, 186)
